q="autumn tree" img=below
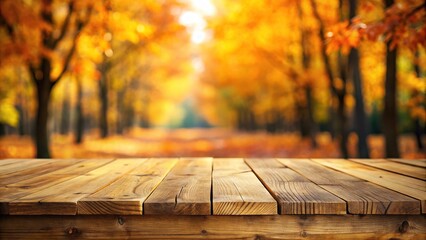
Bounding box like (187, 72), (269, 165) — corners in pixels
(0, 0), (98, 157)
(329, 0), (425, 157)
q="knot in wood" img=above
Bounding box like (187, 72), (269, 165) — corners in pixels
(399, 221), (409, 233)
(65, 227), (80, 236)
(300, 230), (308, 238)
(117, 216), (125, 225)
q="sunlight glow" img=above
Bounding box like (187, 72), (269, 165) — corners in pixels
(191, 0), (216, 16)
(179, 0), (215, 44)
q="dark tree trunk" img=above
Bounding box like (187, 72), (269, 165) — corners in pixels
(349, 0), (370, 158)
(383, 0), (400, 158)
(337, 93), (349, 158)
(16, 104), (25, 136)
(116, 89), (124, 135)
(99, 63), (108, 138)
(310, 0), (347, 156)
(383, 43), (399, 157)
(35, 65), (52, 158)
(0, 123), (5, 137)
(297, 2), (317, 148)
(413, 51), (424, 151)
(75, 76), (84, 144)
(60, 99), (70, 135)
(306, 87), (318, 148)
(328, 106), (337, 139)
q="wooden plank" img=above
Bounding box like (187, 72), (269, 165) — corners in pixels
(0, 159), (35, 167)
(278, 159), (364, 185)
(0, 159), (114, 214)
(212, 158), (277, 215)
(1, 215), (425, 239)
(144, 158), (212, 215)
(321, 181), (420, 214)
(388, 159), (426, 168)
(0, 159), (82, 186)
(245, 158), (346, 214)
(352, 159), (426, 180)
(314, 159), (426, 214)
(8, 159), (141, 215)
(78, 158), (177, 215)
(244, 158), (286, 168)
(0, 159), (51, 176)
(279, 159), (420, 215)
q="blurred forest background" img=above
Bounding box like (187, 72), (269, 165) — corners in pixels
(0, 0), (425, 159)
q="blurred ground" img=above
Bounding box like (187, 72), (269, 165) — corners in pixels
(0, 128), (424, 159)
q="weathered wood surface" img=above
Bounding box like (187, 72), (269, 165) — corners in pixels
(0, 158), (425, 216)
(279, 159), (421, 214)
(245, 158), (347, 214)
(212, 158), (277, 215)
(0, 159), (82, 186)
(8, 159), (139, 215)
(352, 159), (426, 180)
(314, 159), (426, 214)
(78, 158), (177, 215)
(0, 159), (114, 214)
(144, 158), (212, 215)
(1, 215), (425, 239)
(388, 158), (426, 168)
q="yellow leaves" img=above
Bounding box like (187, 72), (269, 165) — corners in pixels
(0, 102), (18, 127)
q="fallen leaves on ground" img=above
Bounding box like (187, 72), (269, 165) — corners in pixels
(0, 128), (424, 159)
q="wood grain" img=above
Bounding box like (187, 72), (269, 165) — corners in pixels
(388, 158), (426, 168)
(78, 158), (177, 215)
(278, 158), (364, 184)
(1, 215), (424, 239)
(279, 158), (421, 214)
(0, 159), (114, 214)
(144, 158), (212, 215)
(8, 159), (140, 215)
(212, 158), (277, 215)
(0, 159), (82, 186)
(245, 158), (346, 214)
(314, 159), (426, 214)
(321, 181), (420, 214)
(351, 159), (426, 180)
(0, 159), (51, 176)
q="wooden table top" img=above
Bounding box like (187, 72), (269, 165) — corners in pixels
(0, 158), (425, 216)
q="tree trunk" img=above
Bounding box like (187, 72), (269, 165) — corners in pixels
(310, 0), (347, 156)
(337, 93), (349, 158)
(116, 89), (124, 135)
(383, 43), (399, 157)
(99, 63), (108, 138)
(306, 87), (318, 148)
(349, 0), (370, 158)
(383, 0), (400, 158)
(297, 2), (317, 148)
(35, 71), (52, 158)
(60, 99), (70, 135)
(75, 76), (84, 144)
(413, 51), (424, 151)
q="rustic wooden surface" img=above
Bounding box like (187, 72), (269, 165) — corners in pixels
(314, 158), (426, 214)
(143, 158), (212, 215)
(1, 158), (425, 239)
(78, 158), (177, 215)
(213, 158), (277, 215)
(1, 215), (425, 239)
(1, 158), (425, 215)
(246, 158), (347, 214)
